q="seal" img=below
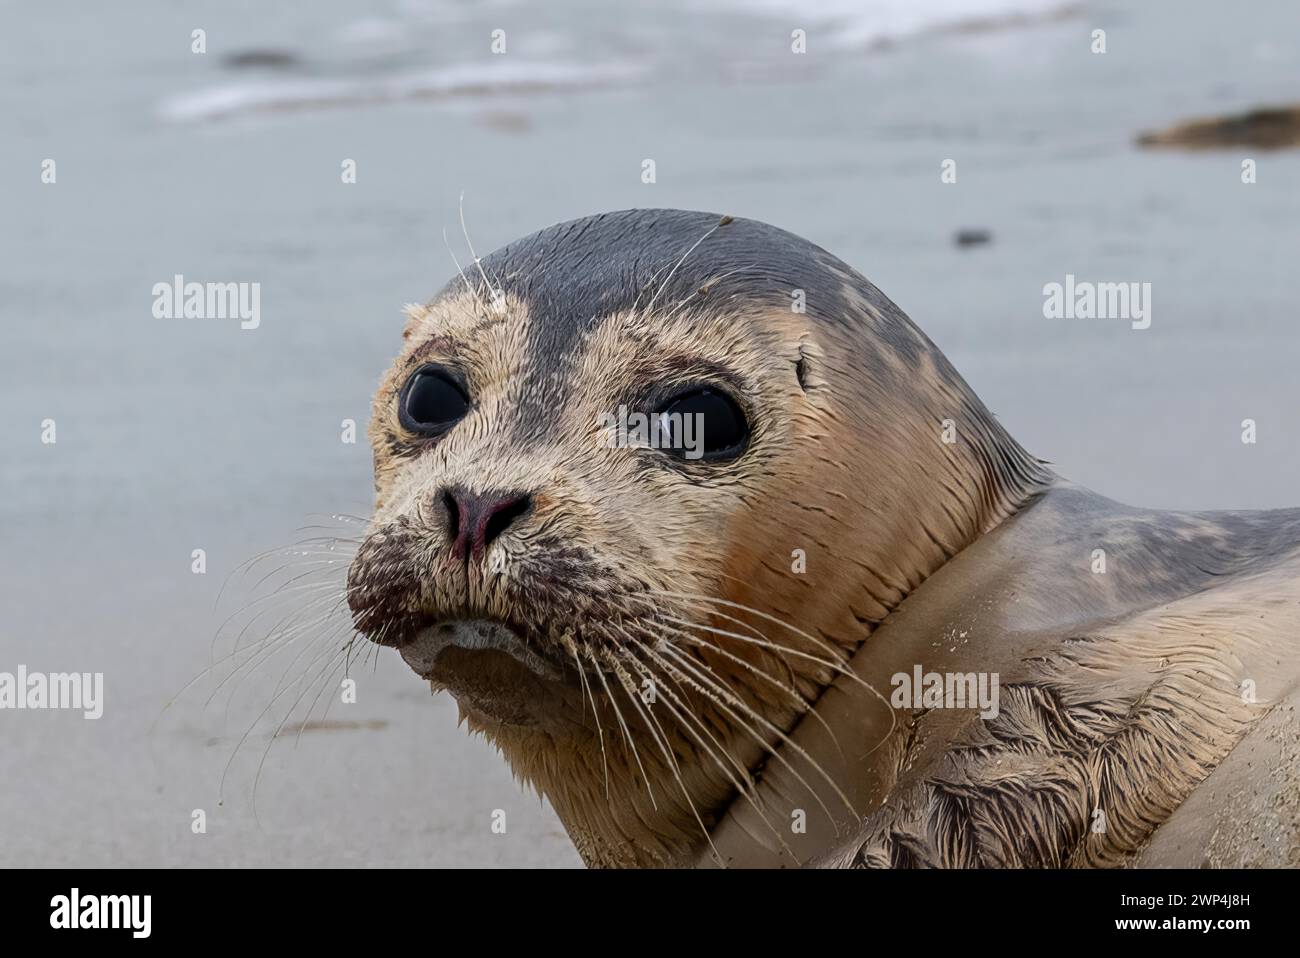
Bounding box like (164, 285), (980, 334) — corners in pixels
(346, 209), (1300, 868)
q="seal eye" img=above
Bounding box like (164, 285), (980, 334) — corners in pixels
(400, 365), (470, 435)
(657, 387), (749, 461)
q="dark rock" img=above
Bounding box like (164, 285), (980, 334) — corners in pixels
(1138, 105), (1300, 150)
(954, 228), (993, 248)
(222, 49), (301, 70)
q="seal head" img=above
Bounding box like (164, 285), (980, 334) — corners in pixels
(346, 209), (1050, 866)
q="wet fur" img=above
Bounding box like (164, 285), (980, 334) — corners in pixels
(717, 485), (1300, 867)
(349, 209), (1299, 868)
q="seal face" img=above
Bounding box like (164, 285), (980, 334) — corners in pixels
(347, 209), (1300, 868)
(346, 208), (1052, 866)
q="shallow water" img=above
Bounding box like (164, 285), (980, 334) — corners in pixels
(2, 0), (1298, 866)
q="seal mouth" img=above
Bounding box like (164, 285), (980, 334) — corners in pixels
(399, 619), (566, 683)
(395, 618), (580, 728)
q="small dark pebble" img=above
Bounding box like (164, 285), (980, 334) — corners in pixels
(954, 228), (993, 248)
(222, 49), (301, 70)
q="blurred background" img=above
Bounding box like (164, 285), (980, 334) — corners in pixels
(1, 0), (1297, 866)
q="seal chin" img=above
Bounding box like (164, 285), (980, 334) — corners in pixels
(399, 619), (570, 727)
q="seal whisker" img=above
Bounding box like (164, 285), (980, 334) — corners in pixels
(217, 532), (358, 602)
(657, 263), (763, 326)
(215, 574), (347, 658)
(225, 585), (346, 670)
(653, 591), (894, 695)
(193, 601), (345, 730)
(250, 640), (355, 822)
(242, 557), (353, 604)
(611, 624), (759, 800)
(639, 640), (847, 826)
(299, 511), (370, 526)
(616, 590), (790, 681)
(659, 611), (842, 686)
(620, 590), (799, 687)
(260, 609), (353, 705)
(155, 587), (340, 727)
(212, 588), (347, 692)
(673, 599), (801, 696)
(601, 649), (721, 862)
(645, 617), (846, 760)
(587, 648), (659, 812)
(213, 598), (349, 720)
(457, 191), (503, 300)
(442, 226), (491, 316)
(219, 627), (352, 809)
(618, 628), (802, 861)
(652, 593), (899, 759)
(639, 216), (729, 318)
(294, 636), (363, 748)
(654, 641), (855, 822)
(563, 636), (610, 800)
(312, 632), (370, 730)
(649, 589), (850, 661)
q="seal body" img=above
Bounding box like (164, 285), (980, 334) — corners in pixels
(704, 484), (1300, 867)
(347, 209), (1300, 867)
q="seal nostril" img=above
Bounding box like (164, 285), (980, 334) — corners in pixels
(442, 488), (531, 562)
(483, 494), (531, 550)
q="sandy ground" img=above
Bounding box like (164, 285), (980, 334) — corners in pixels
(2, 0), (1298, 866)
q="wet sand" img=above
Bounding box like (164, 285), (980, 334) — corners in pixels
(2, 0), (1298, 866)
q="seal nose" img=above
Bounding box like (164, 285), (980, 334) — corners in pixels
(442, 488), (532, 562)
